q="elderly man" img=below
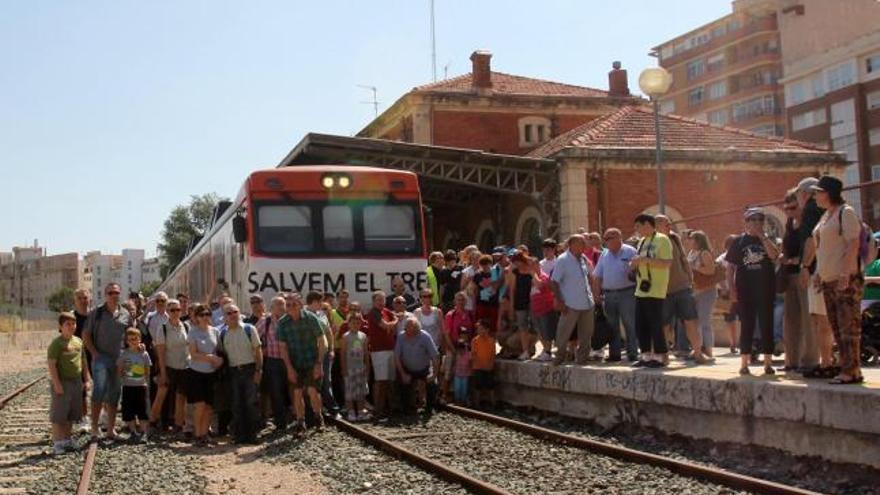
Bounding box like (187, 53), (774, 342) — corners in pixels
(655, 215), (708, 364)
(631, 215), (673, 368)
(796, 177), (828, 375)
(220, 304), (263, 444)
(277, 293), (326, 433)
(257, 296), (290, 431)
(83, 282), (132, 440)
(550, 234), (597, 366)
(594, 228), (638, 362)
(394, 318), (439, 414)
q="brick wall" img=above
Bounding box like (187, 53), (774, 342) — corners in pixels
(589, 166), (824, 252)
(432, 111), (597, 156)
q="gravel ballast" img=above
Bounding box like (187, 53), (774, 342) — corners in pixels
(261, 427), (468, 495)
(358, 412), (739, 495)
(493, 405), (880, 495)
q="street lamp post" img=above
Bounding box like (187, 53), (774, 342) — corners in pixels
(638, 67), (673, 215)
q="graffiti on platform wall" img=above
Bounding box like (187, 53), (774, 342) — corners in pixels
(538, 365), (571, 390)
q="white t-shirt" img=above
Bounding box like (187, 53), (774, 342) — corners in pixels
(153, 320), (190, 370)
(814, 204), (861, 282)
(462, 266), (477, 311)
(539, 257), (556, 277)
(414, 307), (442, 350)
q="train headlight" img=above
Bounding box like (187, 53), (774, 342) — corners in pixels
(338, 175), (351, 188)
(321, 176), (335, 189)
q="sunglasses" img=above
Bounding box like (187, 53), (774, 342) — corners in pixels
(198, 312), (211, 317)
(107, 291), (120, 296)
(168, 308), (181, 313)
(226, 310), (239, 315)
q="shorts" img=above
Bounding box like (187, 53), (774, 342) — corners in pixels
(186, 369), (216, 405)
(472, 370), (494, 390)
(91, 355), (122, 406)
(403, 367), (430, 381)
(723, 308), (739, 323)
(166, 367), (186, 390)
(289, 366), (319, 390)
(532, 311), (558, 342)
(663, 288), (698, 325)
(441, 353), (454, 380)
(808, 281), (827, 315)
(121, 386), (149, 421)
(514, 310), (535, 332)
(49, 379), (83, 424)
(371, 350), (396, 381)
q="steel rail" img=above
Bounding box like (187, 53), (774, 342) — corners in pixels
(443, 404), (824, 495)
(75, 441), (98, 495)
(0, 376), (45, 411)
(327, 415), (513, 495)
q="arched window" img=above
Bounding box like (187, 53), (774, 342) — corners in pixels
(478, 230), (496, 253)
(515, 206), (544, 254)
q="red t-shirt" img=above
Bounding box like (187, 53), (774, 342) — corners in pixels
(364, 307), (396, 352)
(530, 271), (555, 316)
(444, 308), (474, 345)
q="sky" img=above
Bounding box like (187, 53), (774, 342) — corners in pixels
(0, 0), (730, 258)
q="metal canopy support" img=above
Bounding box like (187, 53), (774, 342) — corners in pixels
(284, 135), (562, 239)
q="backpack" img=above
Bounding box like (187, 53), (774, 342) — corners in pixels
(837, 206), (878, 267)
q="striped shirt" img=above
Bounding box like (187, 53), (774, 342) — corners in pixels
(257, 315), (284, 359)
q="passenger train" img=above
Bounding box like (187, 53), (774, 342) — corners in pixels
(158, 166), (429, 305)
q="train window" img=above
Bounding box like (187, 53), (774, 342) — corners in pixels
(363, 205), (416, 252)
(323, 205), (354, 252)
(257, 205), (313, 253)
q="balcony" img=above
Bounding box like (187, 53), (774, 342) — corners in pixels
(658, 16), (778, 68)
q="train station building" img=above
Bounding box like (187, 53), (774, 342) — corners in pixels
(280, 50), (846, 250)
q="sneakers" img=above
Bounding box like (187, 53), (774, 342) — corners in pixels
(52, 442), (66, 455)
(517, 351), (531, 361)
(536, 351), (552, 362)
(358, 410), (373, 421)
(78, 419), (90, 433)
(346, 410), (358, 422)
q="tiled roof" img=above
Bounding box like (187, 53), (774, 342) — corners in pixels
(528, 106), (831, 158)
(412, 71), (609, 98)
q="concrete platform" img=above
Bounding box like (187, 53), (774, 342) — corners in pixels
(495, 349), (880, 468)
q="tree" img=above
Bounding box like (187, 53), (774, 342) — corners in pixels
(158, 193), (228, 278)
(139, 280), (162, 297)
(48, 287), (75, 313)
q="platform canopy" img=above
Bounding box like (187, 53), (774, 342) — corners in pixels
(278, 133), (562, 237)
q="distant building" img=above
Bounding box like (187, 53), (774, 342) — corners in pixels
(777, 0), (880, 223)
(141, 257), (162, 288)
(651, 0), (784, 136)
(82, 249), (145, 305)
(0, 242), (80, 310)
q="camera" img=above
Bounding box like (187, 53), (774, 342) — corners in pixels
(639, 279), (652, 292)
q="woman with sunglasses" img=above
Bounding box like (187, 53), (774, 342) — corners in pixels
(185, 303), (223, 445)
(725, 208), (780, 375)
(149, 299), (190, 433)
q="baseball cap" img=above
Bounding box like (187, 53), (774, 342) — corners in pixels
(744, 207), (766, 220)
(796, 177), (819, 193)
(492, 246), (506, 255)
(810, 175), (843, 197)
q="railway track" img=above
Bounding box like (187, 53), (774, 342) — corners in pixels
(0, 374), (96, 495)
(328, 406), (825, 495)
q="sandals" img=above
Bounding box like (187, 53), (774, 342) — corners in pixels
(739, 367), (751, 376)
(828, 375), (864, 385)
(803, 367), (836, 379)
(763, 366), (776, 376)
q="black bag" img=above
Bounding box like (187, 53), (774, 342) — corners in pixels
(591, 306), (614, 351)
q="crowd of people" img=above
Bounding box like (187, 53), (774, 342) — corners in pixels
(45, 174), (872, 454)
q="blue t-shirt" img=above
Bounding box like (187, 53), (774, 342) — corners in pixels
(551, 250), (595, 311)
(186, 326), (220, 374)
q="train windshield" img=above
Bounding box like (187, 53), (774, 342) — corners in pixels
(255, 201), (420, 256)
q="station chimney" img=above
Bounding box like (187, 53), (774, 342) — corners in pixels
(608, 61), (630, 97)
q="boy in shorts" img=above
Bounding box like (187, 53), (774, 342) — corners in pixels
(48, 312), (91, 454)
(471, 319), (496, 409)
(117, 328), (152, 442)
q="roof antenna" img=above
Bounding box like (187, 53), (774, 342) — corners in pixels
(357, 84), (380, 117)
(430, 0), (437, 82)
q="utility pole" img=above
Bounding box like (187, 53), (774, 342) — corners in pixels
(430, 0), (437, 82)
(357, 84), (380, 118)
